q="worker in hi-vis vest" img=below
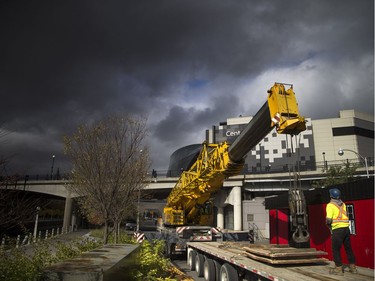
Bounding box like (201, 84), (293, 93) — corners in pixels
(326, 188), (357, 275)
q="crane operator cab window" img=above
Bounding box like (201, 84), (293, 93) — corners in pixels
(197, 202), (214, 226)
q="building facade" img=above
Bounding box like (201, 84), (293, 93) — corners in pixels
(206, 109), (373, 174)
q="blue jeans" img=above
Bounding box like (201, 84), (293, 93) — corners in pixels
(332, 227), (356, 266)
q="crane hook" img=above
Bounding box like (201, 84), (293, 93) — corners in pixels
(292, 225), (310, 243)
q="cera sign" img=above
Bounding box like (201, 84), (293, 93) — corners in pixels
(226, 130), (241, 137)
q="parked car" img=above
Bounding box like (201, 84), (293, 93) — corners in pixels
(125, 220), (137, 231)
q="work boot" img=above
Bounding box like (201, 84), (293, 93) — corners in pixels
(329, 265), (344, 275)
(349, 264), (358, 274)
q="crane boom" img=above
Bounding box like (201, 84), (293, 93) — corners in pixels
(163, 83), (306, 229)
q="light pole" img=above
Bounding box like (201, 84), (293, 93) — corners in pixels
(136, 149), (143, 232)
(322, 152), (327, 171)
(50, 155), (55, 180)
(259, 144), (262, 173)
(338, 148), (369, 178)
(136, 188), (140, 232)
(33, 206), (41, 242)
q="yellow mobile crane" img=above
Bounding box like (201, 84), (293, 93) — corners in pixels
(163, 83), (309, 243)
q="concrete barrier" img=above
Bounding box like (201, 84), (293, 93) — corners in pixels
(42, 244), (139, 281)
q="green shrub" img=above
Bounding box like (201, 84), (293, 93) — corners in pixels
(0, 230), (182, 281)
(132, 240), (177, 281)
(0, 249), (38, 281)
(0, 236), (102, 281)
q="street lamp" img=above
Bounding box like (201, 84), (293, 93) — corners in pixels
(33, 206), (41, 243)
(136, 188), (141, 232)
(259, 144), (262, 172)
(338, 148), (369, 178)
(136, 149), (143, 232)
(50, 155), (55, 180)
(322, 152), (327, 171)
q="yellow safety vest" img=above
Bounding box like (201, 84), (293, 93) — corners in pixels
(326, 201), (350, 230)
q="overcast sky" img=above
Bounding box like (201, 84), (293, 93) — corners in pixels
(0, 0), (373, 176)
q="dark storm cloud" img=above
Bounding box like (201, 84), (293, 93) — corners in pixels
(0, 0), (373, 174)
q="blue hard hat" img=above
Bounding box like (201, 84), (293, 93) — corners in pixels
(329, 188), (341, 199)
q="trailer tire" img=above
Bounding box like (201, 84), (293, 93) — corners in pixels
(220, 263), (239, 281)
(188, 250), (197, 271)
(203, 258), (215, 281)
(213, 259), (221, 280)
(195, 253), (205, 277)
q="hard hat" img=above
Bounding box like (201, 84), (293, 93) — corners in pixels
(329, 188), (341, 199)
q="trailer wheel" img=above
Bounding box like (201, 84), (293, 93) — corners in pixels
(188, 250), (197, 271)
(195, 253), (205, 277)
(203, 258), (215, 281)
(220, 263), (239, 281)
(213, 259), (221, 280)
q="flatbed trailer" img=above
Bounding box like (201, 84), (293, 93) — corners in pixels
(186, 241), (374, 281)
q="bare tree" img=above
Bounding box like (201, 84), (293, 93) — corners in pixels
(0, 125), (41, 236)
(63, 114), (150, 243)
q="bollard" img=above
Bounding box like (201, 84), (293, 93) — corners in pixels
(45, 230), (49, 240)
(38, 230), (42, 242)
(28, 233), (32, 245)
(1, 237), (5, 250)
(51, 228), (55, 237)
(16, 235), (20, 248)
(22, 235), (28, 245)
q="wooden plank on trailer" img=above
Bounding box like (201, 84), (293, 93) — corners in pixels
(290, 267), (374, 281)
(243, 251), (328, 265)
(243, 246), (327, 258)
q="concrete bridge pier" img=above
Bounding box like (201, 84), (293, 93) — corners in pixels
(215, 186), (242, 231)
(63, 192), (73, 232)
(217, 207), (224, 229)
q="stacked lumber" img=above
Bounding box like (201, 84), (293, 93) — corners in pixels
(242, 244), (328, 265)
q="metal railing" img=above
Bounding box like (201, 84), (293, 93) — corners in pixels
(248, 222), (266, 243)
(0, 157), (373, 184)
(0, 226), (74, 251)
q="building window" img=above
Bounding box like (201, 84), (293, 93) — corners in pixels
(281, 140), (286, 149)
(346, 204), (356, 235)
(273, 149), (278, 154)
